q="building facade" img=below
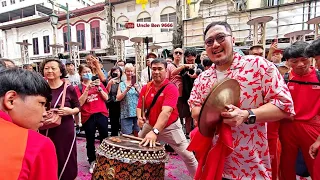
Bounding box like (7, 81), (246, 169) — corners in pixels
(112, 0), (178, 58)
(183, 0), (320, 50)
(0, 0), (95, 64)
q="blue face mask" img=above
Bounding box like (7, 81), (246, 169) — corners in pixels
(82, 73), (93, 80)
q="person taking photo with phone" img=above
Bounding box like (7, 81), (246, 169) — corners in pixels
(106, 66), (123, 136)
(116, 63), (140, 136)
(74, 64), (109, 174)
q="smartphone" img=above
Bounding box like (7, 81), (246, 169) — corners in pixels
(131, 75), (136, 86)
(91, 76), (99, 81)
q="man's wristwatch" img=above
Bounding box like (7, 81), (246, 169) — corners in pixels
(245, 109), (256, 124)
(98, 87), (102, 92)
(152, 128), (160, 135)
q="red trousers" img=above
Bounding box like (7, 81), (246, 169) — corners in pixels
(268, 122), (281, 180)
(279, 118), (320, 180)
(268, 138), (281, 180)
(314, 152), (320, 180)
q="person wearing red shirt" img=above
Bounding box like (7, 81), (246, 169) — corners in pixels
(279, 41), (320, 179)
(137, 58), (198, 177)
(309, 135), (320, 179)
(0, 68), (58, 180)
(306, 38), (320, 179)
(75, 64), (109, 174)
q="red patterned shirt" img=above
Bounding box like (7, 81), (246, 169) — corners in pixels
(188, 53), (295, 179)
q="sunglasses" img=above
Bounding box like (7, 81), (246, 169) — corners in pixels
(205, 33), (231, 47)
(174, 51), (183, 55)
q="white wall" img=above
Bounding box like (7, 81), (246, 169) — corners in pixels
(56, 12), (107, 54)
(0, 0), (92, 14)
(113, 0), (177, 55)
(2, 21), (53, 62)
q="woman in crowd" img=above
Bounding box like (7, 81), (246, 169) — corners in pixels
(106, 66), (122, 136)
(116, 63), (140, 136)
(40, 59), (80, 180)
(74, 64), (109, 174)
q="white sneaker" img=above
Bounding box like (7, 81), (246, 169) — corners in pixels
(89, 161), (96, 174)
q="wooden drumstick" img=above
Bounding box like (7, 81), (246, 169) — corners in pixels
(142, 96), (145, 118)
(122, 134), (162, 146)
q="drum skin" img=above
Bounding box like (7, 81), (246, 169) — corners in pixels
(92, 136), (167, 180)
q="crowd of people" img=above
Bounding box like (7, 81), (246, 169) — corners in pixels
(0, 20), (320, 180)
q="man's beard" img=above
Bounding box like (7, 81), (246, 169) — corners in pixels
(213, 53), (233, 66)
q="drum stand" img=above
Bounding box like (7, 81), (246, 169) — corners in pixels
(112, 35), (129, 61)
(149, 44), (162, 57)
(16, 41), (32, 65)
(68, 41), (81, 68)
(247, 16), (273, 58)
(49, 44), (64, 58)
(130, 37), (145, 83)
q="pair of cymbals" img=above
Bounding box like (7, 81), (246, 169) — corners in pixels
(198, 78), (240, 137)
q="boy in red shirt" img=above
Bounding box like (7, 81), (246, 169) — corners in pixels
(137, 58), (198, 177)
(305, 37), (320, 179)
(279, 41), (320, 179)
(0, 68), (58, 180)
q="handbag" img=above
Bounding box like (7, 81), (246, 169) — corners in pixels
(40, 81), (69, 130)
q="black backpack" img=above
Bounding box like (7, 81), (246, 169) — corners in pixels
(283, 70), (320, 85)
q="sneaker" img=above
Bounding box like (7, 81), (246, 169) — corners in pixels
(89, 161), (96, 174)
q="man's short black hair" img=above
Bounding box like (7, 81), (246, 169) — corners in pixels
(204, 21), (232, 38)
(184, 48), (197, 57)
(305, 38), (320, 58)
(203, 58), (213, 67)
(283, 41), (309, 60)
(151, 58), (167, 69)
(65, 60), (75, 66)
(23, 64), (32, 68)
(40, 58), (67, 78)
(0, 68), (52, 103)
(0, 59), (6, 70)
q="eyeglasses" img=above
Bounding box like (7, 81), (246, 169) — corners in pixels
(205, 33), (232, 46)
(174, 51), (183, 55)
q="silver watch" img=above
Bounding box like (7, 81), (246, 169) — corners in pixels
(152, 128), (160, 135)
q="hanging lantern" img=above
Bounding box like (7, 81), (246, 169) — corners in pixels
(187, 0), (191, 5)
(136, 0), (148, 10)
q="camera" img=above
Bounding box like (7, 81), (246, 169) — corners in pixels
(111, 72), (118, 78)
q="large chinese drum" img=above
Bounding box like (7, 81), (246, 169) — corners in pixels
(92, 136), (168, 180)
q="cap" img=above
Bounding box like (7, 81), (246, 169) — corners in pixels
(250, 45), (264, 51)
(147, 52), (157, 59)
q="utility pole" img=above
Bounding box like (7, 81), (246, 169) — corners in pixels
(173, 0), (183, 48)
(48, 0), (71, 57)
(105, 0), (115, 55)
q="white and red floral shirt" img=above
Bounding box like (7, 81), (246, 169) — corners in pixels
(188, 52), (295, 180)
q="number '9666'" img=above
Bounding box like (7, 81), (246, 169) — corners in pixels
(161, 23), (173, 27)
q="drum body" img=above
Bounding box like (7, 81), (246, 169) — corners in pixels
(92, 136), (168, 180)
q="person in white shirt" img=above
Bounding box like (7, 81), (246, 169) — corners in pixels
(66, 61), (80, 86)
(140, 52), (158, 86)
(141, 58), (154, 86)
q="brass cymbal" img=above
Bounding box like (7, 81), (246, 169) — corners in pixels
(198, 78), (241, 137)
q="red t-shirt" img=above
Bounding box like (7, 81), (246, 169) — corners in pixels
(287, 67), (320, 121)
(137, 79), (179, 127)
(0, 111), (58, 180)
(75, 83), (109, 123)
